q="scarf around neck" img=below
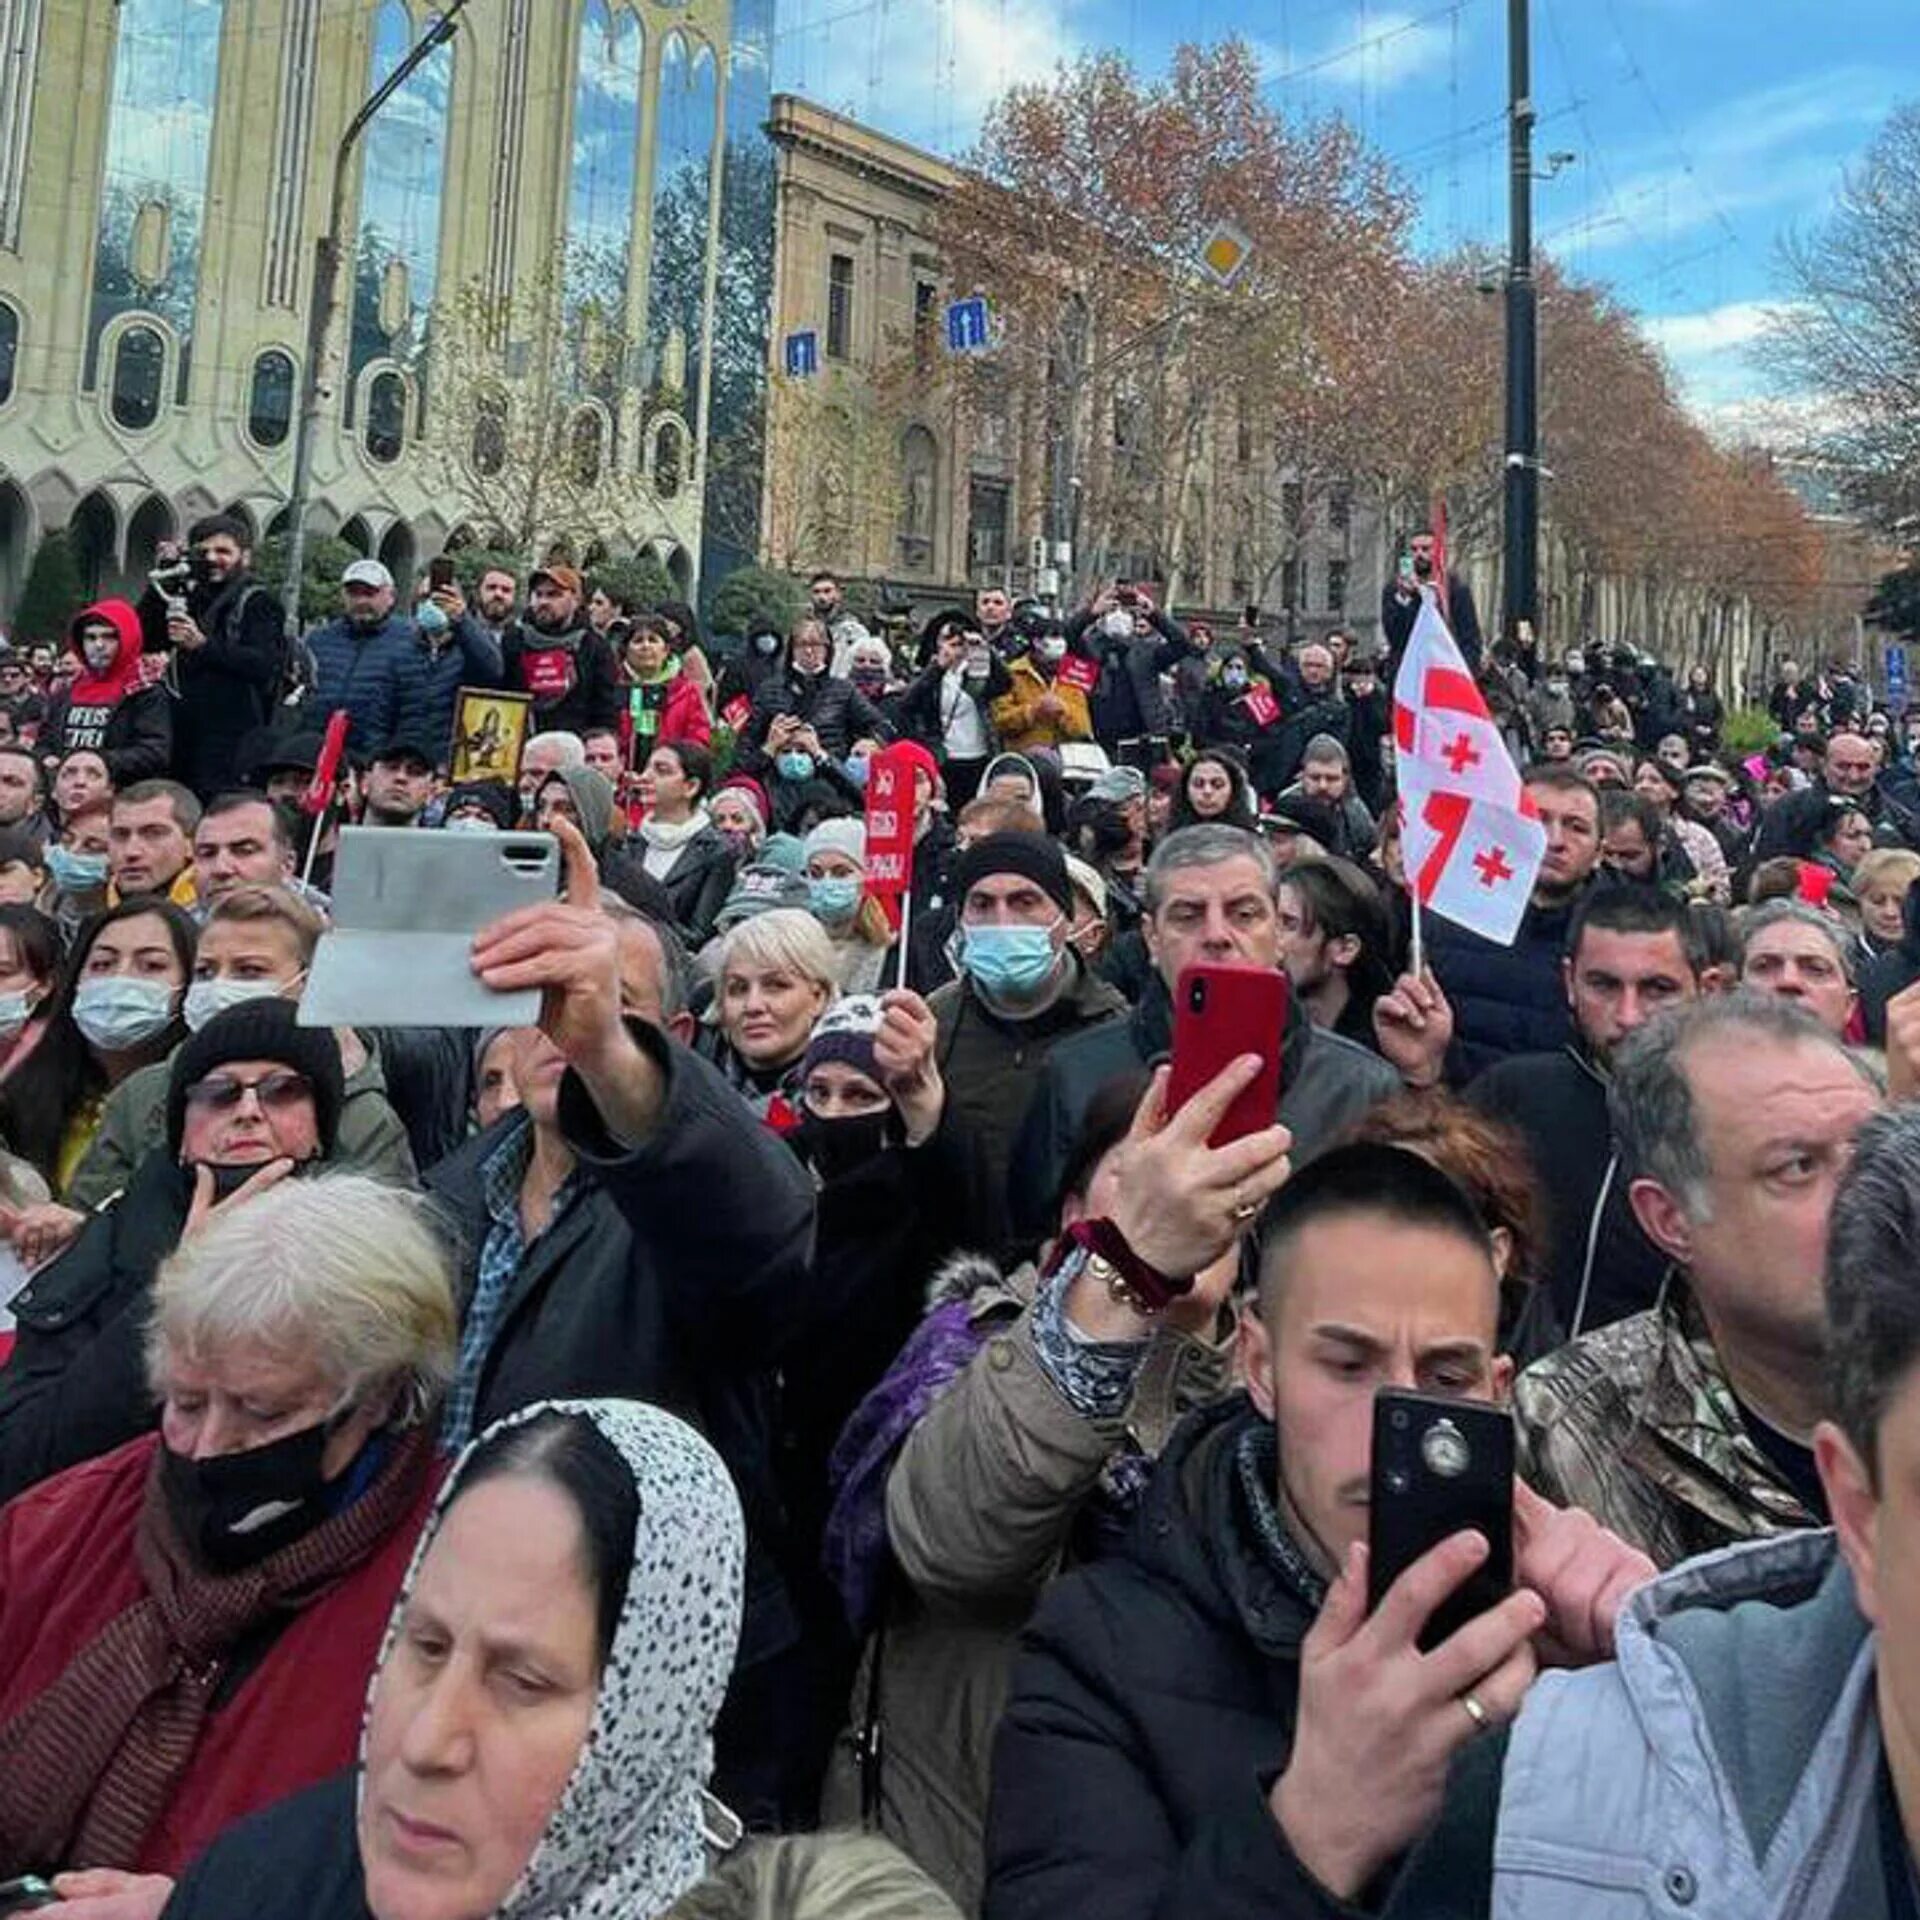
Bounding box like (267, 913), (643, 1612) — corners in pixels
(0, 1422), (434, 1874)
(639, 807), (710, 853)
(360, 1399), (744, 1920)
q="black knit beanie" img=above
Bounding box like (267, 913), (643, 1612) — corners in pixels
(953, 830), (1074, 917)
(166, 998), (346, 1157)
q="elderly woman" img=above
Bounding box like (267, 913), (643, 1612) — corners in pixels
(705, 907), (839, 1126)
(0, 999), (349, 1504)
(160, 1400), (744, 1920)
(0, 1175), (453, 1904)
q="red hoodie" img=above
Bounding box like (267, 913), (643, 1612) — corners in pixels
(64, 598), (154, 709)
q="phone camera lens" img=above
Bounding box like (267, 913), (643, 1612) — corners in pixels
(1385, 1468), (1410, 1496)
(1189, 980), (1206, 1012)
(1390, 1407), (1409, 1431)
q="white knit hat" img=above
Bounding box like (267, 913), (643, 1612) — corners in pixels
(803, 816), (867, 867)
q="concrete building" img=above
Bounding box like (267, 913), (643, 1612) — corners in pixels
(0, 0), (757, 613)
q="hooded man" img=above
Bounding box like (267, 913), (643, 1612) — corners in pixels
(42, 600), (172, 787)
(503, 564), (622, 739)
(532, 763), (670, 918)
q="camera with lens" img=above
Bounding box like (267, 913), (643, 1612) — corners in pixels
(148, 558), (195, 595)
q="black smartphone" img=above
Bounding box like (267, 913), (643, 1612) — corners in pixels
(1367, 1388), (1513, 1653)
(0, 1877), (58, 1916)
(428, 555), (456, 591)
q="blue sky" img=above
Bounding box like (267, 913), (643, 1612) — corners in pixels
(769, 0), (1920, 433)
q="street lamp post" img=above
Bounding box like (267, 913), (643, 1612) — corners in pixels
(1503, 0), (1539, 642)
(280, 1), (470, 627)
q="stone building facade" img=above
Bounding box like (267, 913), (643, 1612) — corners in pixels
(0, 0), (752, 612)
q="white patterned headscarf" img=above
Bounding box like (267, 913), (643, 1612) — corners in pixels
(360, 1397), (746, 1920)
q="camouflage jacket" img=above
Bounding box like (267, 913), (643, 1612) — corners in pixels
(1513, 1284), (1818, 1568)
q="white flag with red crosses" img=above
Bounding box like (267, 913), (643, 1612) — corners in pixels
(1392, 595), (1545, 946)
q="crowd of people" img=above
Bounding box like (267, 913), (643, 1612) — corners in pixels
(2, 508), (1920, 1919)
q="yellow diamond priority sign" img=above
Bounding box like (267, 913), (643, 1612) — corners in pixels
(1199, 220), (1253, 287)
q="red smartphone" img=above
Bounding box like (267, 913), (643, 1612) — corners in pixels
(1166, 964), (1288, 1147)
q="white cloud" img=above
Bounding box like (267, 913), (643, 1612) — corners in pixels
(1639, 299), (1787, 361)
(1258, 9), (1452, 95)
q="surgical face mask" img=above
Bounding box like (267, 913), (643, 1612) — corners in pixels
(443, 813), (495, 833)
(0, 989), (39, 1043)
(960, 921), (1060, 999)
(777, 751), (816, 783)
(809, 875), (862, 924)
(1036, 636), (1067, 664)
(753, 632), (782, 657)
(80, 632), (120, 673)
(184, 975), (289, 1034)
(1546, 677), (1568, 698)
(718, 825), (758, 858)
(843, 755), (871, 790)
(1100, 609), (1134, 642)
(72, 975), (178, 1051)
(46, 844), (109, 893)
(1222, 666), (1249, 692)
(1565, 653), (1585, 677)
(160, 1418), (337, 1573)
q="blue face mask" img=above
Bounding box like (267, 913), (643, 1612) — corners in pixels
(46, 844), (108, 893)
(777, 751), (816, 783)
(72, 976), (177, 1052)
(960, 922), (1060, 999)
(809, 876), (862, 924)
(843, 755), (871, 790)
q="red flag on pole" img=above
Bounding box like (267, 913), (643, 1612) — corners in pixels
(301, 709), (351, 818)
(1392, 597), (1544, 946)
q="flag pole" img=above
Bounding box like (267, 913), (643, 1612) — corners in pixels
(1409, 883), (1425, 983)
(302, 799), (331, 888)
(894, 888), (914, 991)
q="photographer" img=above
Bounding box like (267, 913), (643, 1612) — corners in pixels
(1068, 583), (1194, 770)
(137, 515), (288, 798)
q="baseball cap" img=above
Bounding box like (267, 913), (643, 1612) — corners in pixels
(342, 559), (394, 591)
(530, 564), (584, 597)
(1087, 765), (1148, 805)
(715, 864), (812, 931)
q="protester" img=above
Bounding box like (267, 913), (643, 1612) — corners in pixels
(0, 826), (44, 905)
(1171, 749), (1258, 832)
(1515, 994), (1878, 1563)
(159, 1400), (743, 1920)
(713, 778), (771, 862)
(707, 907), (839, 1124)
(41, 601), (171, 787)
(802, 818), (895, 994)
(503, 563), (623, 738)
(1737, 897), (1857, 1036)
(42, 801), (124, 943)
(0, 1176), (450, 1893)
(302, 560), (420, 759)
(66, 886), (413, 1211)
(1275, 857), (1395, 1050)
(896, 619), (1013, 806)
(108, 781), (199, 908)
(0, 905), (75, 1186)
(1853, 845), (1920, 967)
(985, 1143), (1648, 1918)
(51, 748), (112, 825)
(992, 623), (1093, 756)
(739, 620), (892, 809)
(1381, 528), (1484, 670)
(360, 737), (436, 829)
(621, 615), (713, 765)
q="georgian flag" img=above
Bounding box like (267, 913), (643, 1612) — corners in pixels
(1392, 596), (1544, 946)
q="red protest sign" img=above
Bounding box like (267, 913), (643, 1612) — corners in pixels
(721, 694), (752, 732)
(1241, 685), (1280, 728)
(1056, 651), (1100, 693)
(864, 742), (919, 902)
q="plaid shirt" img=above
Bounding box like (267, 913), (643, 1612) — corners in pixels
(441, 1114), (585, 1452)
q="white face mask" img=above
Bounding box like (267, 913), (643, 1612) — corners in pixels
(71, 976), (178, 1052)
(0, 988), (40, 1042)
(1100, 610), (1134, 641)
(183, 976), (294, 1034)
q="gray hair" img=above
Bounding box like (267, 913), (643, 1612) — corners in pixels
(147, 1174), (458, 1426)
(1302, 732), (1350, 770)
(1826, 1105), (1920, 1486)
(525, 730), (587, 769)
(1737, 898), (1854, 983)
(1608, 992), (1871, 1220)
(1142, 824), (1279, 916)
(602, 898), (694, 1024)
(662, 1834), (963, 1920)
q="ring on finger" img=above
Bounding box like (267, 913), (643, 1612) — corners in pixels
(1460, 1692), (1491, 1735)
(1230, 1190), (1260, 1223)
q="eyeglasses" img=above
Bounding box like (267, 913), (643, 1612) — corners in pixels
(184, 1069), (313, 1115)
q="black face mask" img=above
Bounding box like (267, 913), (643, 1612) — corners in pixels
(160, 1418), (337, 1573)
(194, 1156), (320, 1204)
(797, 1107), (891, 1182)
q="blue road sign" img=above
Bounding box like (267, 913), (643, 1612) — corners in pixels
(945, 295), (992, 354)
(1889, 644), (1909, 713)
(784, 330), (819, 378)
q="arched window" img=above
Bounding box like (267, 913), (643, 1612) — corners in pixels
(0, 302), (16, 406)
(348, 0), (452, 416)
(472, 389), (508, 476)
(87, 0), (222, 396)
(647, 33), (717, 416)
(652, 420), (683, 499)
(109, 324), (166, 429)
(898, 424), (937, 571)
(365, 369), (407, 462)
(568, 0), (643, 406)
(247, 348), (295, 447)
(570, 408), (605, 487)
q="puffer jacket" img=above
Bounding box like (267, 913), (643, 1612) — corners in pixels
(1384, 1530), (1878, 1920)
(41, 600), (172, 784)
(391, 613), (504, 764)
(819, 1253), (1233, 1914)
(738, 667), (892, 769)
(302, 610), (420, 756)
(1513, 1283), (1821, 1568)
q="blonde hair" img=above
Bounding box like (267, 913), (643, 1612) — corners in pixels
(1854, 848), (1920, 900)
(203, 884), (326, 965)
(714, 908), (841, 999)
(146, 1173), (457, 1426)
(662, 1835), (963, 1920)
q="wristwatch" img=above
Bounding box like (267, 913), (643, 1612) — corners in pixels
(1051, 1217), (1194, 1316)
